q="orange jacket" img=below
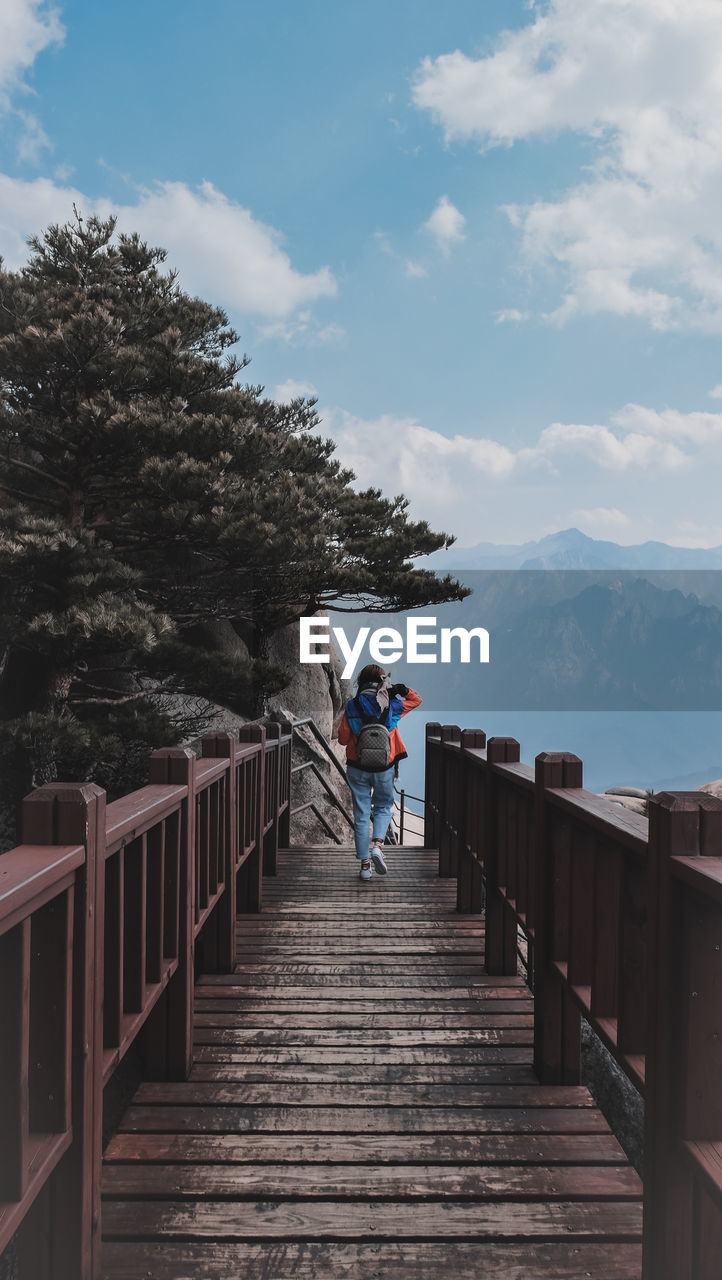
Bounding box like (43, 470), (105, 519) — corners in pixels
(338, 688), (422, 768)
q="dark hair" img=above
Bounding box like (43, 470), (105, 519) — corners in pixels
(356, 663), (385, 688)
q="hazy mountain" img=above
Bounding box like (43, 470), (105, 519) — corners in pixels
(432, 527), (722, 570)
(486, 577), (722, 710)
(341, 572), (722, 710)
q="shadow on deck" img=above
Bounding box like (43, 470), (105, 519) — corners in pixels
(101, 847), (642, 1279)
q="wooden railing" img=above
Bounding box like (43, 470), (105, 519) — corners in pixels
(0, 723), (291, 1279)
(425, 721), (722, 1280)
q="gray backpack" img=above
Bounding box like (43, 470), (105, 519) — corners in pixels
(354, 699), (392, 772)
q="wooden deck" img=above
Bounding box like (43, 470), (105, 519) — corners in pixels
(101, 847), (643, 1279)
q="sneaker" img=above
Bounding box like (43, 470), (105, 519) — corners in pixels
(359, 859), (372, 881)
(370, 843), (388, 875)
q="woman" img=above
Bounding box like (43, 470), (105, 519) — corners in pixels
(338, 663), (422, 881)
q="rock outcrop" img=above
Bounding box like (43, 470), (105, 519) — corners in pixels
(188, 615), (353, 848)
(265, 615), (350, 739)
(696, 779), (722, 800)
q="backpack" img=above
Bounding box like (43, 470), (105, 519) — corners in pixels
(353, 697), (392, 772)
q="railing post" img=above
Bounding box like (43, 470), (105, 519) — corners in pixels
(424, 722), (442, 849)
(533, 751), (583, 1085)
(642, 792), (722, 1280)
(277, 729), (292, 850)
(148, 748), (195, 1080)
(263, 722), (282, 875)
(201, 732), (238, 972)
(438, 725), (460, 877)
(19, 782), (106, 1280)
(484, 738), (520, 974)
(457, 729), (486, 914)
(424, 721), (442, 850)
(399, 790), (405, 846)
(237, 724), (266, 911)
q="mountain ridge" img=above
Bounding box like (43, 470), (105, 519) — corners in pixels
(433, 527), (722, 570)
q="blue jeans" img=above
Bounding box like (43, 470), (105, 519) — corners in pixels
(346, 765), (395, 859)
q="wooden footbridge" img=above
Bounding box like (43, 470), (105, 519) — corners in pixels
(2, 722), (721, 1279)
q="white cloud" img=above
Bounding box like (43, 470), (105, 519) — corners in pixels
(14, 107), (50, 161)
(405, 259), (428, 278)
(611, 402), (722, 446)
(423, 195), (466, 254)
(272, 379), (318, 403)
(495, 308), (529, 324)
(413, 0), (722, 331)
(0, 1), (63, 102)
(321, 399), (719, 503)
(315, 395), (722, 544)
(670, 520), (722, 549)
(258, 313), (345, 345)
(709, 384), (722, 400)
(0, 1), (63, 161)
(0, 174), (337, 319)
(570, 507), (631, 533)
(524, 420), (687, 470)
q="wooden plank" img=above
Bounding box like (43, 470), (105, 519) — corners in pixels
(118, 1105), (612, 1134)
(104, 1131), (631, 1166)
(193, 1011), (534, 1029)
(0, 845), (83, 933)
(192, 1046), (536, 1065)
(194, 994), (533, 1009)
(0, 919), (31, 1202)
(100, 842), (643, 1279)
(197, 989), (523, 1003)
(191, 1028), (535, 1046)
(104, 786), (185, 855)
(145, 821), (165, 985)
(102, 1239), (643, 1280)
(131, 1082), (594, 1109)
(200, 974), (528, 988)
(189, 1064), (537, 1084)
(103, 849), (124, 1050)
(102, 1197), (642, 1240)
(28, 890), (72, 1133)
(122, 836), (146, 1014)
(102, 1161), (642, 1200)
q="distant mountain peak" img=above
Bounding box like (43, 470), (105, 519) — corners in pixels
(434, 528), (722, 571)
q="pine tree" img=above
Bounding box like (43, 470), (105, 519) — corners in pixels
(0, 213), (466, 828)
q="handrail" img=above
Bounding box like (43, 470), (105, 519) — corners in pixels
(394, 782), (425, 807)
(286, 715), (349, 784)
(426, 720), (722, 1280)
(0, 723), (293, 1279)
(282, 713), (354, 838)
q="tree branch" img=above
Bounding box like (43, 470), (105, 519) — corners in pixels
(70, 689), (150, 706)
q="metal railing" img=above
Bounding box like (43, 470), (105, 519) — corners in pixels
(282, 714), (353, 844)
(391, 782), (425, 845)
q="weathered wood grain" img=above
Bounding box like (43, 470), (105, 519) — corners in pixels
(104, 1131), (631, 1166)
(101, 846), (642, 1280)
(102, 1240), (643, 1279)
(102, 1161), (642, 1200)
(103, 1197), (642, 1241)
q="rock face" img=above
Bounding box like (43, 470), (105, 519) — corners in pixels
(600, 794), (647, 816)
(271, 708), (354, 848)
(193, 614), (351, 742)
(696, 779), (722, 800)
(193, 615), (354, 849)
(601, 787), (649, 816)
(266, 616), (350, 740)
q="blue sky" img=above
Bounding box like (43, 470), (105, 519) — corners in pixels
(3, 0), (722, 548)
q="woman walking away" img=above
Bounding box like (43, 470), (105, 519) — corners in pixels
(338, 663), (422, 881)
